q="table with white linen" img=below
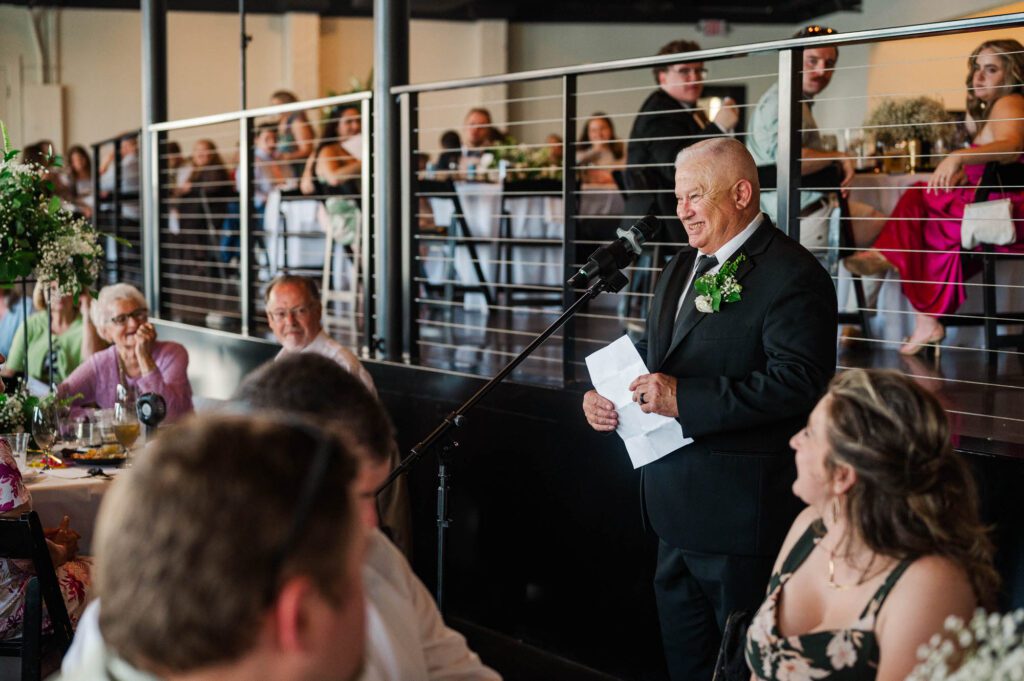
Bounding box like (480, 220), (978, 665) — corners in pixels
(25, 467), (120, 554)
(847, 172), (1024, 346)
(426, 181), (564, 312)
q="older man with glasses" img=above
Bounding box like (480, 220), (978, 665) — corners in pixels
(265, 274), (374, 394)
(58, 283), (193, 422)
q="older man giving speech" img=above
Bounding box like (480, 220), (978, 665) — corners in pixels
(583, 139), (837, 681)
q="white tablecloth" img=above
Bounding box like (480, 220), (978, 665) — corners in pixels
(426, 182), (563, 312)
(848, 172), (1024, 347)
(26, 467), (119, 554)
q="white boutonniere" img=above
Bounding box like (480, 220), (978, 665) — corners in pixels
(694, 253), (746, 313)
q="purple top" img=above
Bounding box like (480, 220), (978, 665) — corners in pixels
(59, 341), (194, 424)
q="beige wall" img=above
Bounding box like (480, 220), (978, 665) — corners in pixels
(1, 0), (1022, 151)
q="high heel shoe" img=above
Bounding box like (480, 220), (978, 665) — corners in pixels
(844, 250), (895, 277)
(899, 330), (945, 360)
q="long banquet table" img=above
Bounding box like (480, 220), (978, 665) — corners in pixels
(25, 467), (120, 554)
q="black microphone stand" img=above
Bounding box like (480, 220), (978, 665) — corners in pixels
(376, 269), (629, 612)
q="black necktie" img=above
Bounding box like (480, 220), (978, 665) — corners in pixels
(675, 254), (719, 322)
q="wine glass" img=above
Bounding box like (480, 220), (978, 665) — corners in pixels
(31, 404), (58, 463)
(113, 402), (141, 464)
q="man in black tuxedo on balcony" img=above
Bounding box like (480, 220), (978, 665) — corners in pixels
(583, 138), (837, 681)
(621, 40), (739, 245)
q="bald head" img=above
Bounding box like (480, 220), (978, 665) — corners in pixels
(673, 138), (762, 253)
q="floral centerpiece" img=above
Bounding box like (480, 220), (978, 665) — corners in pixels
(0, 121), (104, 297)
(908, 609), (1024, 681)
(0, 387), (33, 433)
(487, 135), (562, 181)
(864, 96), (955, 147)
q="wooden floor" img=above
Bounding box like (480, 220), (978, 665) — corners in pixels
(414, 297), (1024, 453)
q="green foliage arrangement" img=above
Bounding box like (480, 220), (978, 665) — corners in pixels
(864, 96), (956, 147)
(0, 120), (104, 296)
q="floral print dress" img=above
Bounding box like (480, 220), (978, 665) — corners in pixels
(0, 439), (91, 638)
(745, 520), (910, 681)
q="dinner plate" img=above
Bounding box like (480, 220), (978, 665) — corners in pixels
(69, 448), (127, 467)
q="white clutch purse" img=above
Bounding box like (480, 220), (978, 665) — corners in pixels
(962, 198), (1015, 250)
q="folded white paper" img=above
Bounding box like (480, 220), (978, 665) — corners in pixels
(585, 335), (691, 468)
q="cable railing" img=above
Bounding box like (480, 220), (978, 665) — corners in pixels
(91, 130), (143, 291)
(143, 92), (373, 350)
(392, 12), (1024, 444)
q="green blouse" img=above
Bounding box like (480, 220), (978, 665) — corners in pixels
(4, 311), (85, 384)
(745, 520), (911, 681)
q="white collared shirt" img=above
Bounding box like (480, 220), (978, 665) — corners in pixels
(675, 212), (765, 320)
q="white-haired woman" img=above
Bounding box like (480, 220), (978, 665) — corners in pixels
(59, 284), (193, 422)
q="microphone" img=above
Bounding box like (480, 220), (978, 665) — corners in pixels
(568, 215), (661, 287)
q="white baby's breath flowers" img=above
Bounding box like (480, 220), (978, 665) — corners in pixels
(908, 609), (1024, 681)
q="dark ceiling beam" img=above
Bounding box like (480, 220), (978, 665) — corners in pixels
(7, 0), (860, 23)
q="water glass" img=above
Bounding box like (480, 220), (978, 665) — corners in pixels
(1, 433), (29, 472)
(32, 405), (58, 458)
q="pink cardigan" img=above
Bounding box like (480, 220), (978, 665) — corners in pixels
(59, 341), (194, 424)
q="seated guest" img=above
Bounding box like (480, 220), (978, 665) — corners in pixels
(1, 282), (103, 385)
(0, 356), (91, 639)
(300, 105), (362, 197)
(546, 133), (564, 168)
(576, 113), (625, 187)
(54, 412), (367, 681)
(846, 39), (1024, 354)
(746, 368), (998, 681)
(437, 130), (462, 173)
(64, 145), (94, 218)
(271, 89), (317, 176)
(59, 283), (193, 422)
(234, 353), (497, 679)
(0, 287), (32, 358)
(265, 274), (375, 393)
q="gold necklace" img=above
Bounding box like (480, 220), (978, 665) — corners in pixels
(827, 548), (866, 590)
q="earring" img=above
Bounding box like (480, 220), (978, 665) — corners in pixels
(831, 496), (841, 525)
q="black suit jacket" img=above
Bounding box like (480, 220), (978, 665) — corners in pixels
(622, 89), (724, 244)
(636, 218), (837, 557)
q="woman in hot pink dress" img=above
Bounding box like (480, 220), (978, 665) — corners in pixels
(847, 39), (1024, 354)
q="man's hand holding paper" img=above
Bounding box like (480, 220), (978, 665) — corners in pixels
(584, 335), (691, 468)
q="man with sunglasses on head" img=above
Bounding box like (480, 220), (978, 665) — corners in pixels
(265, 274), (374, 394)
(747, 26), (886, 261)
(622, 40), (740, 246)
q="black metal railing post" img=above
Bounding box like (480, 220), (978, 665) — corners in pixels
(776, 48), (803, 242)
(561, 74), (578, 386)
(401, 92), (419, 362)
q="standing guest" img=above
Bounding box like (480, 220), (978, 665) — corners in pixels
(460, 108), (502, 172)
(1, 283), (103, 385)
(64, 145), (94, 218)
(52, 413), (367, 681)
(271, 89), (317, 176)
(546, 133), (564, 168)
(746, 369), (997, 681)
(846, 39), (1024, 355)
(0, 287), (32, 358)
(247, 124), (292, 211)
(0, 354), (92, 640)
(621, 40), (738, 245)
(576, 113), (625, 187)
(747, 26), (885, 258)
(582, 139), (836, 681)
(97, 135), (140, 222)
(265, 274), (375, 393)
(59, 283), (193, 423)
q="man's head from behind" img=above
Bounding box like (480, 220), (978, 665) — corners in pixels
(266, 275), (323, 351)
(674, 138), (761, 254)
(235, 353), (398, 530)
(793, 26), (840, 97)
(95, 413), (365, 681)
(653, 39), (706, 105)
